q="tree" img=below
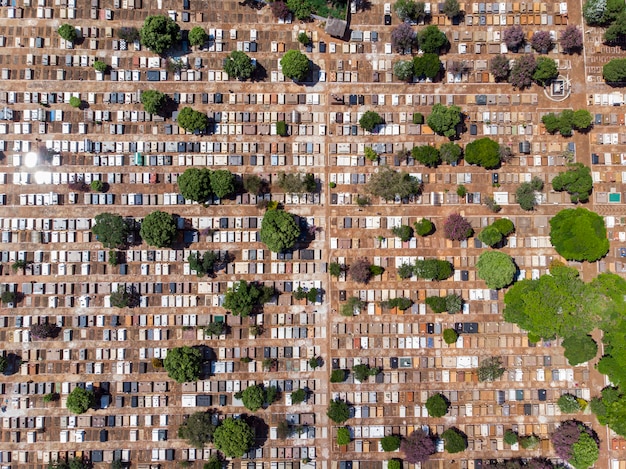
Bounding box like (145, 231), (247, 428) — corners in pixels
(391, 23), (416, 53)
(286, 0), (313, 19)
(298, 32), (311, 46)
(531, 31), (553, 53)
(425, 393), (449, 417)
(418, 25), (448, 53)
(243, 175), (264, 195)
(478, 226), (502, 247)
(552, 163), (593, 203)
(337, 427), (351, 445)
(550, 208), (609, 262)
(260, 209), (300, 252)
(415, 218), (434, 236)
(503, 25), (525, 50)
(280, 50), (310, 81)
(93, 60), (108, 73)
(476, 251), (516, 289)
(583, 0), (607, 24)
(271, 1), (291, 19)
(394, 60), (414, 81)
(140, 211), (177, 247)
(30, 323), (59, 339)
(291, 388), (307, 404)
(209, 170), (235, 199)
(493, 218), (515, 236)
(392, 225), (414, 241)
(533, 56), (558, 85)
(224, 50), (255, 80)
(140, 15), (180, 54)
(570, 431), (600, 469)
(441, 428), (467, 453)
(327, 399), (350, 423)
(92, 213), (128, 248)
(604, 0), (626, 22)
(443, 328), (459, 344)
(413, 53), (442, 80)
(366, 167), (421, 200)
(66, 387), (95, 414)
(1, 291), (16, 305)
(411, 145), (440, 167)
(277, 172), (316, 193)
(516, 182), (539, 210)
(446, 294), (463, 313)
(110, 285), (133, 308)
(359, 111), (384, 132)
(490, 54), (510, 81)
(605, 57), (626, 82)
(178, 168), (212, 202)
(188, 26), (207, 47)
(329, 262), (343, 278)
(381, 435), (401, 451)
(213, 418), (254, 458)
(440, 142), (463, 164)
(443, 0), (461, 17)
(223, 280), (272, 317)
(542, 113), (560, 133)
(203, 455), (222, 469)
(204, 320), (226, 336)
(426, 103), (462, 139)
(563, 334), (598, 366)
(510, 54), (537, 88)
(561, 25), (584, 53)
(118, 26), (140, 42)
(90, 180), (104, 192)
(558, 394), (582, 414)
(443, 213), (473, 241)
(178, 412), (216, 448)
(401, 430), (435, 464)
(58, 24), (78, 42)
(394, 0), (424, 21)
(69, 96), (81, 108)
(465, 137), (500, 169)
(349, 258), (372, 284)
(341, 297), (364, 316)
(352, 364), (380, 382)
(551, 421), (599, 469)
(164, 346), (202, 383)
(504, 430), (519, 445)
(573, 110), (593, 131)
(177, 107), (209, 133)
(141, 90), (166, 114)
(477, 356), (505, 382)
(331, 369), (348, 382)
(484, 194), (502, 212)
(241, 385), (266, 411)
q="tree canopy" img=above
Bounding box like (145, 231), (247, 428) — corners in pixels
(327, 399), (351, 423)
(164, 346), (202, 382)
(465, 137), (500, 168)
(66, 387), (95, 414)
(259, 209), (300, 253)
(210, 170), (235, 199)
(280, 50), (310, 81)
(381, 435), (402, 452)
(551, 421), (599, 469)
(477, 356), (505, 382)
(178, 411), (216, 448)
(426, 103), (462, 138)
(92, 213), (128, 248)
(441, 428), (467, 453)
(533, 56), (558, 85)
(413, 53), (442, 80)
(177, 107), (209, 133)
(140, 15), (181, 54)
(366, 167), (422, 200)
(223, 51), (255, 80)
(223, 280), (272, 317)
(240, 385), (267, 411)
(603, 58), (626, 82)
(425, 393), (450, 417)
(140, 211), (177, 247)
(359, 111), (384, 132)
(213, 418), (255, 458)
(412, 145), (441, 167)
(418, 25), (448, 53)
(401, 430), (435, 464)
(476, 251), (517, 289)
(178, 168), (213, 202)
(552, 163), (593, 203)
(188, 26), (207, 47)
(549, 208), (609, 262)
(140, 90), (167, 114)
(58, 24), (78, 42)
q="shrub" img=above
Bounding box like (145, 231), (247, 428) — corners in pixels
(456, 185), (467, 198)
(189, 26), (207, 47)
(558, 394), (582, 413)
(414, 259), (453, 280)
(426, 103), (462, 139)
(280, 49), (310, 81)
(516, 182), (539, 211)
(604, 58), (626, 83)
(533, 56), (558, 85)
(58, 24), (78, 42)
(443, 213), (473, 241)
(478, 226), (503, 247)
(69, 96), (81, 108)
(329, 262), (343, 278)
(276, 121), (288, 136)
(337, 427), (351, 445)
(330, 369), (348, 382)
(440, 142), (463, 164)
(381, 435), (402, 451)
(441, 428), (467, 453)
(350, 258), (372, 283)
(359, 111), (384, 132)
(327, 399), (350, 423)
(443, 328), (459, 344)
(414, 218), (434, 236)
(426, 296), (447, 313)
(492, 218), (514, 235)
(397, 263), (414, 279)
(413, 53), (442, 80)
(366, 167), (422, 200)
(412, 112), (424, 124)
(425, 393), (449, 417)
(504, 430), (518, 445)
(66, 387), (95, 414)
(291, 388), (306, 404)
(297, 32), (310, 45)
(388, 460), (401, 469)
(477, 356), (505, 382)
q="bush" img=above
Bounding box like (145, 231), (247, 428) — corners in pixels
(504, 430), (518, 445)
(370, 265), (384, 276)
(331, 369), (348, 382)
(477, 356), (505, 382)
(465, 137), (500, 169)
(558, 394), (582, 413)
(392, 224), (413, 241)
(350, 258), (372, 283)
(66, 387), (95, 414)
(58, 24), (78, 42)
(412, 112), (424, 124)
(223, 280), (273, 317)
(69, 96), (81, 108)
(549, 208), (609, 262)
(425, 393), (449, 417)
(492, 218), (515, 235)
(397, 263), (414, 279)
(280, 50), (310, 81)
(516, 182), (539, 211)
(188, 27), (207, 47)
(443, 328), (459, 344)
(521, 434), (541, 449)
(364, 147), (379, 161)
(394, 0), (425, 21)
(388, 461), (401, 469)
(476, 251), (516, 289)
(441, 428), (467, 453)
(445, 293), (463, 313)
(562, 334), (598, 365)
(414, 218), (434, 236)
(440, 142), (463, 164)
(443, 213), (473, 241)
(359, 111), (384, 132)
(604, 58), (626, 82)
(329, 262), (343, 278)
(478, 226), (503, 247)
(383, 297), (412, 311)
(352, 363), (380, 382)
(381, 435), (402, 451)
(426, 296), (447, 313)
(178, 412), (216, 448)
(90, 180), (104, 192)
(456, 185), (467, 198)
(412, 145), (441, 167)
(337, 427), (351, 445)
(414, 259), (453, 280)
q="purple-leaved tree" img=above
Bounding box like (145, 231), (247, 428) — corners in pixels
(509, 54), (537, 89)
(560, 25), (583, 53)
(391, 23), (416, 53)
(400, 430), (435, 464)
(270, 1), (290, 19)
(503, 25), (525, 50)
(531, 31), (553, 53)
(490, 54), (510, 81)
(551, 420), (582, 460)
(443, 214), (474, 241)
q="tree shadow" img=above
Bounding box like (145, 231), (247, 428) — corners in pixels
(252, 62), (268, 82)
(245, 414), (269, 451)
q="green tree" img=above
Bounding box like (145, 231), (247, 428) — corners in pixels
(603, 0), (625, 22)
(392, 225), (414, 241)
(366, 167), (421, 200)
(203, 455), (222, 469)
(397, 263), (415, 279)
(418, 25), (448, 53)
(381, 435), (401, 451)
(516, 182), (540, 210)
(93, 59), (108, 72)
(550, 208), (609, 262)
(414, 259), (453, 281)
(443, 328), (459, 344)
(533, 56), (558, 85)
(90, 180), (104, 192)
(603, 58), (626, 82)
(569, 431), (599, 469)
(558, 394), (582, 413)
(413, 53), (442, 79)
(337, 427), (351, 445)
(414, 218), (434, 236)
(562, 334), (598, 365)
(583, 0), (607, 24)
(69, 96), (81, 108)
(441, 428), (467, 453)
(504, 430), (518, 445)
(223, 280), (272, 317)
(426, 103), (462, 139)
(204, 320), (226, 336)
(476, 251), (516, 289)
(394, 60), (415, 81)
(280, 50), (310, 81)
(394, 0), (424, 21)
(277, 172), (316, 193)
(140, 211), (177, 247)
(341, 297), (364, 316)
(140, 15), (180, 54)
(140, 90), (167, 114)
(243, 175), (264, 195)
(440, 142), (463, 164)
(178, 168), (213, 202)
(66, 387), (95, 414)
(327, 399), (350, 423)
(542, 113), (560, 133)
(443, 0), (461, 17)
(412, 145), (441, 167)
(276, 121), (288, 136)
(178, 412), (216, 448)
(552, 163), (593, 203)
(492, 218), (515, 236)
(291, 388), (307, 404)
(573, 109), (593, 130)
(0, 355), (7, 373)
(352, 364), (380, 382)
(260, 209), (300, 252)
(286, 0), (314, 19)
(110, 285), (132, 308)
(210, 170), (235, 199)
(188, 26), (207, 47)
(177, 107), (209, 132)
(213, 418), (254, 458)
(223, 50), (255, 80)
(241, 385), (266, 411)
(92, 213), (128, 248)
(359, 111), (384, 132)
(329, 262), (343, 278)
(477, 356), (505, 382)
(425, 393), (450, 417)
(465, 137), (500, 169)
(58, 24), (78, 42)
(520, 435), (540, 449)
(163, 346), (202, 383)
(478, 226), (503, 247)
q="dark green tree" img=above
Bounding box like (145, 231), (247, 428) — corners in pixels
(440, 142), (463, 164)
(418, 25), (448, 53)
(286, 0), (314, 19)
(178, 411), (216, 448)
(163, 346), (202, 383)
(443, 0), (461, 17)
(441, 428), (467, 453)
(413, 53), (442, 79)
(0, 355), (6, 373)
(291, 388), (307, 404)
(327, 399), (350, 423)
(259, 209), (300, 252)
(411, 145), (441, 167)
(552, 163), (593, 203)
(141, 90), (167, 114)
(558, 394), (582, 413)
(92, 213), (128, 248)
(381, 435), (401, 451)
(426, 103), (462, 138)
(478, 226), (503, 247)
(177, 107), (209, 133)
(223, 280), (272, 317)
(189, 26), (207, 47)
(425, 393), (450, 417)
(66, 387), (95, 414)
(140, 211), (177, 247)
(223, 51), (255, 80)
(178, 168), (213, 203)
(359, 111), (384, 132)
(58, 24), (78, 42)
(213, 418), (254, 458)
(476, 251), (516, 289)
(414, 218), (434, 236)
(140, 15), (181, 54)
(352, 364), (380, 382)
(465, 137), (500, 168)
(443, 328), (459, 344)
(210, 170), (235, 199)
(331, 369), (348, 382)
(280, 50), (310, 81)
(533, 56), (558, 85)
(549, 208), (609, 262)
(477, 356), (505, 382)
(93, 60), (107, 73)
(366, 167), (421, 200)
(110, 285), (132, 308)
(391, 224), (414, 241)
(337, 427), (351, 446)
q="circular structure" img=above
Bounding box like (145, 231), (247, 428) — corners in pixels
(544, 74), (571, 102)
(24, 152), (38, 168)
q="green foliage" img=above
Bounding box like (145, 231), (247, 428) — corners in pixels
(573, 109), (593, 130)
(177, 107), (209, 132)
(241, 385), (266, 411)
(1, 291), (16, 304)
(298, 32), (310, 45)
(291, 388), (307, 404)
(69, 96), (81, 108)
(337, 427), (351, 445)
(140, 15), (181, 54)
(394, 60), (415, 81)
(364, 147), (379, 161)
(331, 369), (348, 382)
(369, 265), (384, 277)
(476, 251), (516, 289)
(443, 328), (459, 344)
(117, 26), (140, 42)
(341, 297), (364, 316)
(414, 259), (453, 281)
(477, 356), (505, 382)
(425, 393), (450, 417)
(445, 294), (463, 313)
(562, 334), (598, 365)
(330, 262), (343, 278)
(492, 218), (515, 236)
(604, 0), (626, 22)
(425, 296), (447, 313)
(520, 435), (540, 449)
(352, 364), (380, 382)
(366, 167), (421, 200)
(558, 394), (582, 413)
(178, 412), (216, 448)
(465, 137), (500, 169)
(504, 430), (518, 445)
(280, 50), (310, 81)
(569, 431), (599, 469)
(213, 418), (254, 458)
(66, 387), (95, 414)
(188, 251), (218, 277)
(412, 112), (424, 124)
(327, 399), (350, 423)
(276, 120), (288, 136)
(164, 346), (202, 383)
(287, 0), (314, 19)
(412, 145), (441, 167)
(394, 0), (425, 21)
(223, 280), (272, 317)
(387, 460), (401, 469)
(110, 285), (131, 308)
(397, 263), (415, 279)
(456, 185), (467, 197)
(439, 142), (463, 165)
(426, 103), (462, 139)
(243, 175), (264, 195)
(359, 111), (384, 131)
(277, 172), (316, 193)
(413, 53), (443, 80)
(90, 179), (104, 192)
(140, 210), (177, 247)
(92, 212), (128, 248)
(203, 455), (222, 469)
(178, 168), (212, 202)
(381, 435), (401, 451)
(141, 90), (166, 114)
(516, 182), (539, 211)
(414, 218), (434, 236)
(210, 170), (235, 199)
(443, 0), (461, 17)
(478, 226), (503, 247)
(204, 320), (225, 337)
(550, 208), (609, 262)
(260, 209), (300, 252)
(383, 297), (413, 311)
(441, 428), (467, 453)
(533, 56), (558, 85)
(552, 163), (593, 203)
(58, 24), (77, 42)
(418, 25), (448, 53)
(583, 0), (607, 24)
(44, 392), (59, 403)
(223, 50), (255, 80)
(392, 225), (413, 241)
(189, 26), (207, 47)
(603, 58), (626, 82)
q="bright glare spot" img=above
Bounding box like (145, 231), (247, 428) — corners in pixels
(34, 171), (51, 184)
(24, 152), (38, 168)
